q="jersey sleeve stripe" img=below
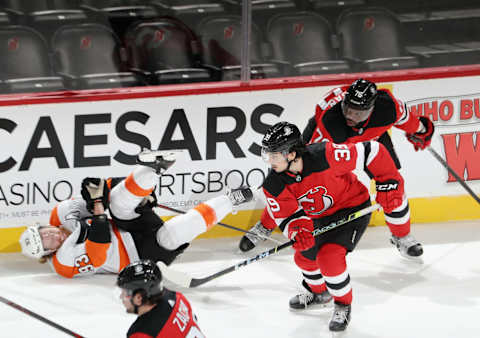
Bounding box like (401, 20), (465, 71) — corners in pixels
(85, 240), (109, 267)
(49, 206), (61, 226)
(124, 173), (154, 197)
(193, 203), (217, 230)
(354, 143), (365, 171)
(365, 141), (380, 166)
(51, 254), (75, 278)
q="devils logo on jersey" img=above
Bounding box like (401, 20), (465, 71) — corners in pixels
(298, 186), (333, 215)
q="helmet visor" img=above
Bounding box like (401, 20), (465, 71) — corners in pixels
(261, 147), (288, 164)
(342, 102), (373, 124)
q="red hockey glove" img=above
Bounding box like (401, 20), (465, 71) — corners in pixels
(406, 116), (434, 151)
(375, 179), (404, 213)
(288, 219), (315, 251)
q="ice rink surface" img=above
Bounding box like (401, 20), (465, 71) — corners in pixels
(1, 220), (479, 338)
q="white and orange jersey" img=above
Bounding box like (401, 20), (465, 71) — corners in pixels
(47, 165), (160, 278)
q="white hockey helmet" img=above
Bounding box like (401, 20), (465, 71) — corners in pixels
(19, 224), (54, 259)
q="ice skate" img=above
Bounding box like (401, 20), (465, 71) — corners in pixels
(226, 185), (254, 206)
(239, 221), (273, 252)
(289, 289), (332, 310)
(329, 302), (351, 332)
(390, 233), (423, 262)
(137, 149), (177, 174)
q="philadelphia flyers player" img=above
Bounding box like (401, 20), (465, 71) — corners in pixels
(117, 259), (205, 338)
(240, 79), (434, 260)
(259, 121), (409, 332)
(19, 149), (253, 278)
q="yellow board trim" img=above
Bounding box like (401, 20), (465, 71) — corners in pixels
(2, 195), (479, 252)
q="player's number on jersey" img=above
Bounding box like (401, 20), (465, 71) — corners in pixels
(74, 254), (94, 274)
(332, 143), (351, 161)
(185, 326), (205, 338)
(266, 198), (280, 212)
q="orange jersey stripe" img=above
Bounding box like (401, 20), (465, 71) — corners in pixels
(49, 206), (61, 227)
(112, 225), (131, 272)
(194, 203), (217, 230)
(85, 240), (109, 267)
(124, 173), (154, 197)
(52, 254), (76, 278)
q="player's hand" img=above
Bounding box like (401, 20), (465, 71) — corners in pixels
(375, 179), (404, 213)
(288, 219), (315, 251)
(81, 177), (109, 213)
(406, 116), (434, 151)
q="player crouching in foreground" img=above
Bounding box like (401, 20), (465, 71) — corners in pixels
(19, 149), (254, 278)
(259, 122), (408, 332)
(117, 259), (205, 338)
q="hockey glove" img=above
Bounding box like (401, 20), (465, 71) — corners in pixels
(134, 190), (158, 214)
(288, 219), (315, 251)
(406, 116), (434, 151)
(375, 179), (404, 214)
(81, 177), (110, 213)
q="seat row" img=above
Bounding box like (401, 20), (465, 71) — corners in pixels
(1, 6), (480, 94)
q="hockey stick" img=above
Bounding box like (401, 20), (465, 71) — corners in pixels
(156, 203), (283, 244)
(0, 295), (85, 337)
(158, 203), (381, 288)
(427, 147), (480, 204)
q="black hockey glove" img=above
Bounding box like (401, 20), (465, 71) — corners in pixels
(81, 177), (110, 213)
(134, 189), (158, 214)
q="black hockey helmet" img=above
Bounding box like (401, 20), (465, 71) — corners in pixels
(262, 121), (303, 154)
(343, 78), (377, 110)
(117, 259), (163, 297)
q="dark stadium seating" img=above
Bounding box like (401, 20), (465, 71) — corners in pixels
(265, 11), (350, 75)
(336, 7), (420, 71)
(0, 25), (64, 93)
(125, 18), (212, 84)
(196, 15), (281, 80)
(51, 23), (146, 90)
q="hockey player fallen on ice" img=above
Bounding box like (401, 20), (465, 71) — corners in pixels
(19, 149), (254, 278)
(240, 78), (433, 261)
(259, 121), (409, 332)
(117, 259), (205, 338)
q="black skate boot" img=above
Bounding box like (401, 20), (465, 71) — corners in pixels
(390, 233), (423, 261)
(227, 186), (254, 206)
(239, 221), (273, 252)
(329, 302), (351, 332)
(137, 149), (177, 174)
(289, 281), (332, 310)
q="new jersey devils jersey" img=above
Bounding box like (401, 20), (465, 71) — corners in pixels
(127, 290), (204, 338)
(262, 141), (403, 234)
(304, 86), (421, 145)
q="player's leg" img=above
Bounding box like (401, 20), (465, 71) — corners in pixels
(109, 149), (176, 221)
(289, 252), (332, 310)
(156, 186), (254, 252)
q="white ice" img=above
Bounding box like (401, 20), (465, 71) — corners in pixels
(1, 220), (479, 338)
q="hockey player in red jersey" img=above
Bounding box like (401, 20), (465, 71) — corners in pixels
(239, 78), (434, 260)
(117, 259), (205, 338)
(19, 149), (253, 278)
(259, 121), (409, 332)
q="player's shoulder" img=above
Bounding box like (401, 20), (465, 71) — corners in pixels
(263, 171), (287, 197)
(303, 143), (330, 172)
(369, 89), (399, 126)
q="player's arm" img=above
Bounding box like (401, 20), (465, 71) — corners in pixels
(389, 92), (434, 151)
(81, 178), (111, 267)
(263, 177), (314, 251)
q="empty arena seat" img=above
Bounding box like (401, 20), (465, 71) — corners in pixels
(51, 23), (145, 90)
(125, 18), (211, 84)
(265, 11), (350, 75)
(0, 25), (64, 93)
(151, 0), (226, 29)
(80, 0), (160, 39)
(0, 0), (89, 39)
(197, 15), (281, 80)
(336, 7), (420, 71)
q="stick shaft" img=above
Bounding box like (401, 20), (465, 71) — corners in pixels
(428, 147), (480, 204)
(0, 296), (84, 337)
(190, 203), (379, 287)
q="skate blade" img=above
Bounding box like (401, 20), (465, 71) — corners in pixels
(289, 302), (332, 312)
